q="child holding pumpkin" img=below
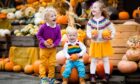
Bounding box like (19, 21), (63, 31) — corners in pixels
(86, 1), (116, 83)
(36, 6), (61, 84)
(62, 26), (86, 84)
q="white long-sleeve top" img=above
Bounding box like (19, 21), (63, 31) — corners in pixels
(63, 40), (86, 59)
(86, 16), (116, 42)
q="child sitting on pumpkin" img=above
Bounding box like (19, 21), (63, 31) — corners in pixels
(62, 26), (86, 84)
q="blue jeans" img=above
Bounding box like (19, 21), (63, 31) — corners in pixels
(62, 60), (85, 78)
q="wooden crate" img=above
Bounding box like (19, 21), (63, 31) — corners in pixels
(11, 36), (38, 47)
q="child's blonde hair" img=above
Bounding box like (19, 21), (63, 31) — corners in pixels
(66, 26), (77, 34)
(88, 0), (109, 19)
(42, 6), (57, 21)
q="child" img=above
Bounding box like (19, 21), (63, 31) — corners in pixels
(86, 1), (116, 83)
(62, 27), (86, 84)
(36, 6), (61, 84)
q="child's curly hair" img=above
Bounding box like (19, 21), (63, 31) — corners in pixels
(88, 0), (109, 19)
(42, 6), (57, 21)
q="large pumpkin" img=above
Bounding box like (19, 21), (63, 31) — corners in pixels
(125, 49), (140, 61)
(118, 11), (129, 20)
(96, 61), (113, 78)
(61, 65), (79, 83)
(132, 7), (140, 18)
(13, 65), (22, 72)
(56, 50), (66, 65)
(56, 15), (68, 25)
(5, 62), (14, 71)
(24, 64), (34, 74)
(117, 60), (137, 73)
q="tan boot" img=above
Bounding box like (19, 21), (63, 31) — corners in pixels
(62, 78), (68, 84)
(79, 78), (86, 84)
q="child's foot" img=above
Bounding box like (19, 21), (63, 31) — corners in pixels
(40, 77), (49, 84)
(90, 74), (96, 83)
(49, 78), (60, 84)
(102, 74), (110, 83)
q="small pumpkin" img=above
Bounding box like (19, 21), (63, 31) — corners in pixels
(102, 29), (111, 39)
(70, 54), (79, 61)
(33, 60), (41, 74)
(46, 38), (53, 45)
(0, 13), (7, 19)
(13, 65), (22, 72)
(132, 7), (140, 18)
(77, 29), (86, 42)
(82, 53), (90, 64)
(117, 60), (137, 73)
(5, 62), (14, 71)
(56, 50), (66, 65)
(91, 29), (98, 37)
(118, 11), (129, 20)
(24, 64), (34, 74)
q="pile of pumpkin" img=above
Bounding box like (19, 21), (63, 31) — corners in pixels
(0, 58), (45, 75)
(117, 35), (140, 74)
(14, 24), (39, 36)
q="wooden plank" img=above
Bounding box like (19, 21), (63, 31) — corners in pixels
(111, 39), (128, 47)
(114, 25), (138, 32)
(115, 32), (138, 39)
(113, 47), (127, 54)
(110, 54), (124, 60)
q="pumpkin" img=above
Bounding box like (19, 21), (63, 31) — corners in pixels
(77, 29), (86, 42)
(39, 0), (52, 3)
(70, 0), (78, 8)
(56, 15), (68, 25)
(102, 29), (111, 39)
(13, 65), (22, 72)
(46, 38), (53, 45)
(70, 54), (79, 61)
(117, 60), (137, 73)
(4, 58), (10, 63)
(82, 53), (90, 64)
(125, 49), (140, 61)
(61, 65), (79, 83)
(5, 62), (14, 71)
(118, 11), (129, 20)
(27, 0), (38, 4)
(96, 61), (113, 78)
(61, 29), (66, 36)
(122, 54), (128, 61)
(0, 13), (7, 19)
(0, 60), (6, 71)
(56, 50), (66, 65)
(132, 7), (140, 18)
(24, 64), (34, 74)
(33, 60), (41, 74)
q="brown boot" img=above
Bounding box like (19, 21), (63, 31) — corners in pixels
(79, 78), (86, 84)
(62, 78), (68, 84)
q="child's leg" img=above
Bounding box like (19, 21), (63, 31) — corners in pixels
(90, 58), (97, 82)
(74, 61), (85, 84)
(103, 57), (110, 81)
(39, 48), (49, 78)
(48, 48), (57, 79)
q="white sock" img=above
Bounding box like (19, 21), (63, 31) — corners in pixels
(90, 58), (97, 74)
(103, 57), (110, 74)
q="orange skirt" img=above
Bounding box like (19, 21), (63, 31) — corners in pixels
(89, 41), (114, 58)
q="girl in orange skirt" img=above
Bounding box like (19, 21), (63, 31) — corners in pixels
(86, 1), (116, 83)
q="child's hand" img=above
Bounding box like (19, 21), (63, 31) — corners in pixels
(70, 54), (79, 61)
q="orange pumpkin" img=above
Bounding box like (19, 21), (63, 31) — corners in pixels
(61, 65), (79, 83)
(33, 60), (41, 74)
(46, 38), (53, 45)
(92, 29), (98, 36)
(132, 7), (140, 18)
(102, 29), (111, 39)
(77, 29), (86, 42)
(24, 64), (34, 74)
(56, 15), (68, 25)
(13, 65), (22, 72)
(118, 11), (129, 20)
(39, 0), (52, 3)
(70, 54), (79, 61)
(117, 60), (137, 73)
(96, 61), (113, 78)
(27, 0), (38, 4)
(5, 62), (14, 71)
(0, 60), (6, 71)
(0, 13), (7, 19)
